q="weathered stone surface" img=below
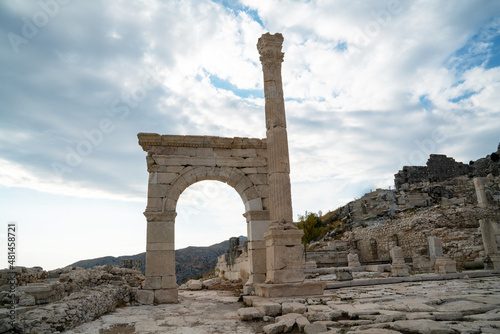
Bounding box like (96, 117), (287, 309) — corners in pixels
(263, 322), (286, 334)
(258, 302), (282, 317)
(303, 322), (328, 334)
(282, 302), (307, 314)
(238, 307), (263, 321)
(390, 319), (455, 334)
(306, 305), (341, 322)
(135, 290), (155, 305)
(186, 279), (203, 290)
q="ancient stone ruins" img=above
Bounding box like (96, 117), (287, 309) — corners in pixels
(2, 33), (500, 334)
(137, 32), (323, 304)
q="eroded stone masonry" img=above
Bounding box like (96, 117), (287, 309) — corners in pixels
(137, 32), (322, 304)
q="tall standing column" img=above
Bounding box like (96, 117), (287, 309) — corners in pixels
(258, 33), (304, 284)
(257, 32), (295, 228)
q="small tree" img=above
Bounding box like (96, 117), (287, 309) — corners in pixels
(296, 211), (323, 246)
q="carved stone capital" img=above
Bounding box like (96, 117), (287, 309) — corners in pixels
(257, 33), (284, 66)
(243, 210), (270, 223)
(144, 211), (177, 222)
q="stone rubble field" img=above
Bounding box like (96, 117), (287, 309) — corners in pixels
(62, 275), (500, 334)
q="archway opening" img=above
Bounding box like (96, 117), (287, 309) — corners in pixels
(175, 180), (248, 284)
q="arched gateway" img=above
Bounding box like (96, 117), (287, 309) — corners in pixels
(137, 134), (271, 303)
(138, 33), (324, 304)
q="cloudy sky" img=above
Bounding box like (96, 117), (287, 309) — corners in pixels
(1, 0), (499, 270)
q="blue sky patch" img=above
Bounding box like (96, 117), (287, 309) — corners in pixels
(209, 74), (264, 99)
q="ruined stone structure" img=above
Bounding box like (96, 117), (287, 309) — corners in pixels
(394, 154), (471, 191)
(138, 33), (322, 303)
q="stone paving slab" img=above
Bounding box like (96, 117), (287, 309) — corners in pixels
(63, 276), (500, 334)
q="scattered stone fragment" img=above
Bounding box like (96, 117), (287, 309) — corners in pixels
(237, 307), (263, 321)
(306, 305), (342, 321)
(258, 302), (282, 317)
(282, 302), (307, 314)
(263, 322), (286, 334)
(304, 322), (328, 334)
(186, 279), (203, 290)
(390, 319), (455, 334)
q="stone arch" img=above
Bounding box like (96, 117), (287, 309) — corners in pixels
(138, 133), (270, 304)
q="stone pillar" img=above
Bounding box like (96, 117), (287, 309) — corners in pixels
(257, 32), (294, 228)
(257, 32), (304, 285)
(347, 252), (361, 267)
(143, 211), (178, 304)
(390, 246), (409, 277)
(427, 236), (443, 265)
(479, 219), (499, 255)
(244, 210), (270, 291)
(473, 177), (488, 208)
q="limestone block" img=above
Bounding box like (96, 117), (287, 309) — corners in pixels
(232, 148), (257, 158)
(391, 264), (409, 277)
(249, 173), (268, 185)
(335, 268), (353, 281)
(235, 176), (253, 193)
(163, 198), (177, 211)
(147, 221), (174, 244)
(242, 186), (259, 202)
(390, 246), (405, 265)
(257, 184), (270, 198)
(263, 323), (285, 334)
(226, 169), (245, 187)
(296, 315), (310, 332)
(266, 269), (304, 284)
(135, 290), (154, 305)
(145, 250), (175, 277)
(237, 307), (263, 321)
(196, 147), (214, 157)
(282, 302), (306, 314)
(214, 148), (232, 157)
(146, 242), (175, 251)
(194, 167), (208, 181)
(166, 166), (185, 173)
(187, 279), (203, 290)
(258, 302), (282, 317)
(149, 172), (158, 184)
(434, 257), (457, 274)
(305, 305), (341, 322)
(146, 197), (162, 212)
(177, 147), (197, 156)
(157, 172), (178, 184)
(303, 322), (328, 334)
(148, 184), (169, 198)
(218, 166), (233, 181)
(255, 282), (325, 298)
(348, 253), (361, 267)
(171, 173), (188, 192)
(241, 167), (258, 174)
(143, 276), (162, 290)
(164, 185), (181, 201)
(266, 127), (290, 173)
(217, 156), (267, 168)
(155, 288), (178, 304)
(161, 275), (177, 289)
(265, 229), (304, 247)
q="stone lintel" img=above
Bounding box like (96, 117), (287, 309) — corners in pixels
(138, 133), (266, 151)
(254, 281), (325, 298)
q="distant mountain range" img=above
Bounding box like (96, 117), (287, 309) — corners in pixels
(67, 236), (247, 284)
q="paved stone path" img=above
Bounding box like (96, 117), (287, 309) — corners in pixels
(66, 276), (500, 333)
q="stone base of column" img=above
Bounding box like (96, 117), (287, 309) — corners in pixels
(391, 264), (409, 277)
(264, 228), (305, 284)
(155, 288), (178, 304)
(490, 254), (500, 270)
(254, 281), (325, 298)
(434, 256), (457, 274)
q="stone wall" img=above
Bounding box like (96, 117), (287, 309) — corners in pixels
(395, 154), (472, 191)
(216, 238), (249, 283)
(0, 266), (144, 334)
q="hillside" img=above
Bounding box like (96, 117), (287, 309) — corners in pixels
(68, 236), (247, 284)
(307, 144), (500, 269)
